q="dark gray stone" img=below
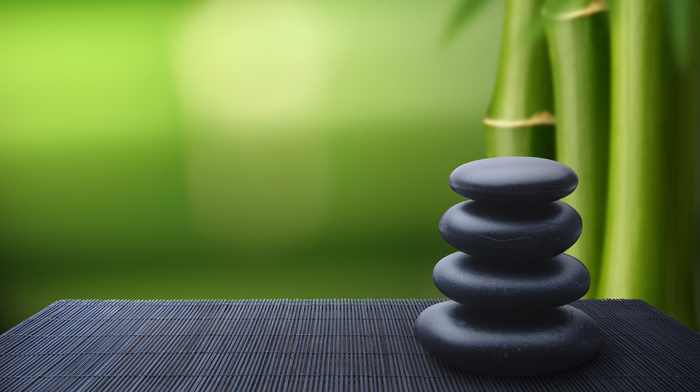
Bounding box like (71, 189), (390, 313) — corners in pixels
(433, 252), (590, 309)
(414, 301), (601, 376)
(439, 200), (582, 261)
(449, 157), (578, 203)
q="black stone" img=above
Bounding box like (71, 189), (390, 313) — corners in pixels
(433, 252), (590, 309)
(449, 157), (578, 203)
(439, 200), (582, 261)
(413, 301), (601, 376)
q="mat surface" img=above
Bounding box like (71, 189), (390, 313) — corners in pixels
(1, 299), (699, 391)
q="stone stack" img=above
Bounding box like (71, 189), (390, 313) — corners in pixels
(414, 156), (601, 376)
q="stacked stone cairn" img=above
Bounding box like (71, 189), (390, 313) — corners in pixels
(414, 157), (601, 376)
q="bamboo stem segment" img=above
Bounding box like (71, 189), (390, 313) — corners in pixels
(665, 0), (700, 328)
(485, 0), (555, 159)
(544, 0), (610, 298)
(599, 0), (689, 322)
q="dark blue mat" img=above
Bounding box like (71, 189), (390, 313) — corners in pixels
(1, 299), (699, 391)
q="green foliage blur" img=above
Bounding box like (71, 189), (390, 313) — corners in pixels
(0, 0), (505, 332)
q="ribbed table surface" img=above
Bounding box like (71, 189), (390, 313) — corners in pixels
(1, 299), (699, 391)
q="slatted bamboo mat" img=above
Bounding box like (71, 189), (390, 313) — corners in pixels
(1, 299), (699, 391)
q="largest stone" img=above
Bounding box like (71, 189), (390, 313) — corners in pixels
(414, 301), (601, 376)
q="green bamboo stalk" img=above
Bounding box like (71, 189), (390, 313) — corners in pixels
(665, 0), (700, 328)
(543, 0), (610, 298)
(599, 0), (693, 323)
(485, 0), (555, 159)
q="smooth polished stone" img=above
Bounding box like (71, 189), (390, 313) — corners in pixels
(439, 200), (581, 261)
(433, 252), (590, 309)
(414, 301), (601, 376)
(449, 157), (578, 203)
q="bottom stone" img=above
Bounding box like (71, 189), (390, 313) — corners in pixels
(414, 301), (601, 376)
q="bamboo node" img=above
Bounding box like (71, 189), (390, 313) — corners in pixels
(483, 111), (556, 128)
(556, 0), (607, 20)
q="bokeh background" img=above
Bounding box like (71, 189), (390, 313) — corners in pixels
(0, 0), (505, 332)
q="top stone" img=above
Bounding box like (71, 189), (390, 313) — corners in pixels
(449, 157), (578, 203)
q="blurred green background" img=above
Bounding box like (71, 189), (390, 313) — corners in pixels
(0, 0), (504, 332)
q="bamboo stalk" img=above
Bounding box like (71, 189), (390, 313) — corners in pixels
(665, 0), (700, 328)
(543, 0), (610, 298)
(485, 0), (555, 159)
(599, 0), (685, 321)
